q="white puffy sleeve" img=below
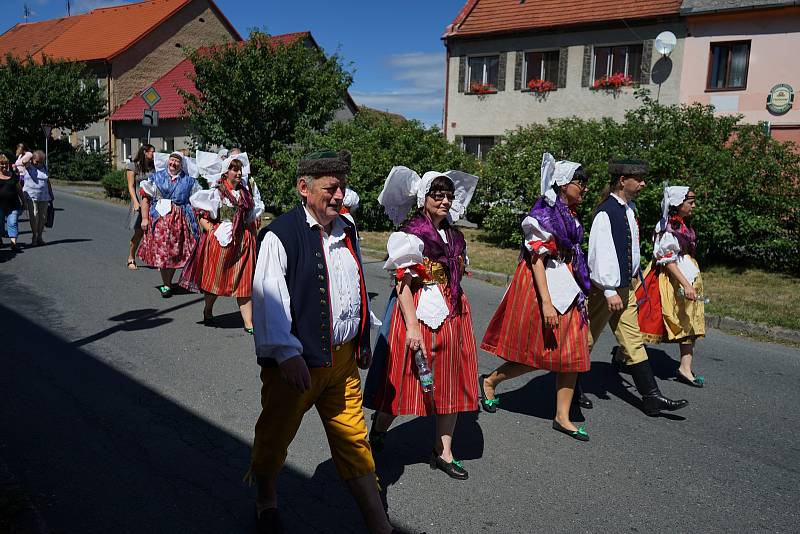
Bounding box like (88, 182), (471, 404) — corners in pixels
(521, 215), (557, 256)
(248, 180), (265, 223)
(654, 231), (681, 265)
(140, 179), (157, 199)
(190, 188), (221, 219)
(588, 211), (621, 298)
(252, 232), (304, 364)
(383, 232), (425, 272)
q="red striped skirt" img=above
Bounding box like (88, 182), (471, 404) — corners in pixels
(195, 223), (257, 297)
(369, 285), (478, 416)
(481, 260), (589, 373)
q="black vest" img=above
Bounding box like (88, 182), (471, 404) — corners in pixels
(596, 196), (634, 288)
(261, 205), (370, 368)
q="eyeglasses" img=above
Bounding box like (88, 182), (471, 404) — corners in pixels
(429, 191), (455, 202)
(568, 181), (589, 192)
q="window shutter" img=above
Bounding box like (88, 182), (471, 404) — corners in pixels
(497, 52), (507, 91)
(558, 47), (569, 88)
(640, 40), (654, 85)
(514, 51), (523, 90)
(458, 56), (466, 93)
(581, 45), (592, 87)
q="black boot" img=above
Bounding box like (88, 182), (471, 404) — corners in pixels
(573, 377), (593, 409)
(628, 361), (689, 416)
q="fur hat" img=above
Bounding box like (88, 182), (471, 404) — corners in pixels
(297, 150), (351, 177)
(608, 158), (649, 177)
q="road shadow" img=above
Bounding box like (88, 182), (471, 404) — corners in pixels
(491, 371), (584, 422)
(39, 238), (93, 246)
(0, 298), (373, 533)
(204, 310), (245, 329)
(370, 410), (484, 514)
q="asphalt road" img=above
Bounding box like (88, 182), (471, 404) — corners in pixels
(1, 189), (799, 534)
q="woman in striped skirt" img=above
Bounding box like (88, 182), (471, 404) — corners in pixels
(179, 158), (264, 334)
(365, 168), (479, 480)
(480, 153), (592, 441)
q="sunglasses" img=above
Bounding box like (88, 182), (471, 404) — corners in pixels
(429, 191), (455, 202)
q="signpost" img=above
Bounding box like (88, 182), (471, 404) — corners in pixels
(140, 86), (161, 143)
(41, 124), (53, 167)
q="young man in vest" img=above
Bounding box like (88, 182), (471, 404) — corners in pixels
(587, 159), (689, 416)
(250, 150), (395, 533)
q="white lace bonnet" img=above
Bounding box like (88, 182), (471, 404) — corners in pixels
(377, 166), (479, 225)
(154, 151), (199, 178)
(540, 152), (582, 206)
(656, 184), (690, 232)
(196, 150), (251, 187)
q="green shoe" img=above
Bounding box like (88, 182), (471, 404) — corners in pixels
(552, 420), (589, 442)
(158, 285), (172, 298)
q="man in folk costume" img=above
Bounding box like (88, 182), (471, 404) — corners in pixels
(250, 151), (395, 534)
(587, 159), (689, 416)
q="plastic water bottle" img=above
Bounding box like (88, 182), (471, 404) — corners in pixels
(678, 287), (711, 304)
(414, 349), (434, 393)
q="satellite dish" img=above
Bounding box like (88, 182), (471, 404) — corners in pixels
(655, 31), (677, 56)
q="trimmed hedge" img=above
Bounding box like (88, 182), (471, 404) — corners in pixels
(101, 169), (128, 199)
(48, 140), (111, 182)
(476, 90), (800, 274)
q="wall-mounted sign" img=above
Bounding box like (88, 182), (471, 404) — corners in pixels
(766, 84), (794, 115)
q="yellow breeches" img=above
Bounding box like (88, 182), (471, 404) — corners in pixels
(250, 341), (375, 481)
(587, 284), (649, 365)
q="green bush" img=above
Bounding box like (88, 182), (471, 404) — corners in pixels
(257, 108), (481, 230)
(48, 141), (111, 181)
(101, 169), (128, 199)
(478, 90), (800, 274)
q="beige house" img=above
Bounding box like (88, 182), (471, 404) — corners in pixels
(0, 0), (241, 161)
(442, 0), (685, 158)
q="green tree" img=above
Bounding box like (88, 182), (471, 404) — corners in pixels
(0, 54), (106, 150)
(182, 32), (353, 163)
(260, 108), (481, 230)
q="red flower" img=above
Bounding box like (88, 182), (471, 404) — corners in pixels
(470, 81), (495, 94)
(591, 73), (633, 90)
(527, 78), (556, 93)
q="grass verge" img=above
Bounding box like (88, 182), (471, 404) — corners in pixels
(359, 230), (799, 332)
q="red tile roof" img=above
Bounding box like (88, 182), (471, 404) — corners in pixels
(110, 32), (363, 122)
(444, 0), (683, 38)
(110, 57), (196, 120)
(0, 0), (241, 62)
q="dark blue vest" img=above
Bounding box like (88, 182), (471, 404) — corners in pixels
(596, 196), (634, 288)
(260, 205), (370, 368)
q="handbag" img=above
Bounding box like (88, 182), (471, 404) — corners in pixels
(45, 202), (55, 228)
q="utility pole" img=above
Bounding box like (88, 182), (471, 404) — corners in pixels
(66, 0), (71, 16)
(23, 4), (31, 22)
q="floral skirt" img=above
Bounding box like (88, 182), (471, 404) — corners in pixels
(138, 207), (196, 269)
(365, 285), (478, 416)
(636, 260), (705, 345)
(481, 260), (589, 373)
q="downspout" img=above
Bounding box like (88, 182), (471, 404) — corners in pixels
(106, 60), (114, 164)
(443, 41), (451, 138)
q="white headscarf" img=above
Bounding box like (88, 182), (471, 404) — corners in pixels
(657, 184), (690, 231)
(342, 187), (360, 210)
(377, 166), (479, 226)
(154, 151), (199, 178)
(540, 152), (582, 206)
(196, 150), (251, 187)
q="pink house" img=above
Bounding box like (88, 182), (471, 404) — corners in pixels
(679, 0), (800, 145)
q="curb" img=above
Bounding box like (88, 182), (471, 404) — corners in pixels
(362, 246), (799, 345)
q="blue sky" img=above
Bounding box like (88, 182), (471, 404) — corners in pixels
(2, 0), (467, 126)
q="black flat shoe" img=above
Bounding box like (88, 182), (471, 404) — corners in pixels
(202, 312), (215, 326)
(573, 390), (593, 410)
(429, 451), (468, 480)
(675, 371), (705, 388)
(552, 420), (590, 442)
(478, 374), (500, 413)
(369, 412), (387, 453)
(641, 394), (689, 416)
(255, 507), (284, 534)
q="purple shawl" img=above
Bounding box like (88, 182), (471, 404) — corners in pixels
(665, 216), (697, 257)
(528, 196), (591, 298)
(402, 212), (467, 315)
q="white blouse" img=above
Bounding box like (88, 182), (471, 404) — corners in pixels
(188, 181), (265, 224)
(21, 164), (51, 202)
(521, 215), (581, 314)
(653, 228), (700, 284)
(252, 209), (362, 364)
(383, 230), (460, 330)
(588, 194), (641, 298)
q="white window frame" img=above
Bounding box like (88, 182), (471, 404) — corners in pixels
(591, 42), (643, 81)
(522, 49), (560, 87)
(84, 135), (102, 152)
(122, 138), (132, 161)
(466, 54), (500, 91)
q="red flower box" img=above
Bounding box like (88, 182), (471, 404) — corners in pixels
(527, 78), (556, 93)
(470, 81), (496, 94)
(591, 73), (634, 90)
